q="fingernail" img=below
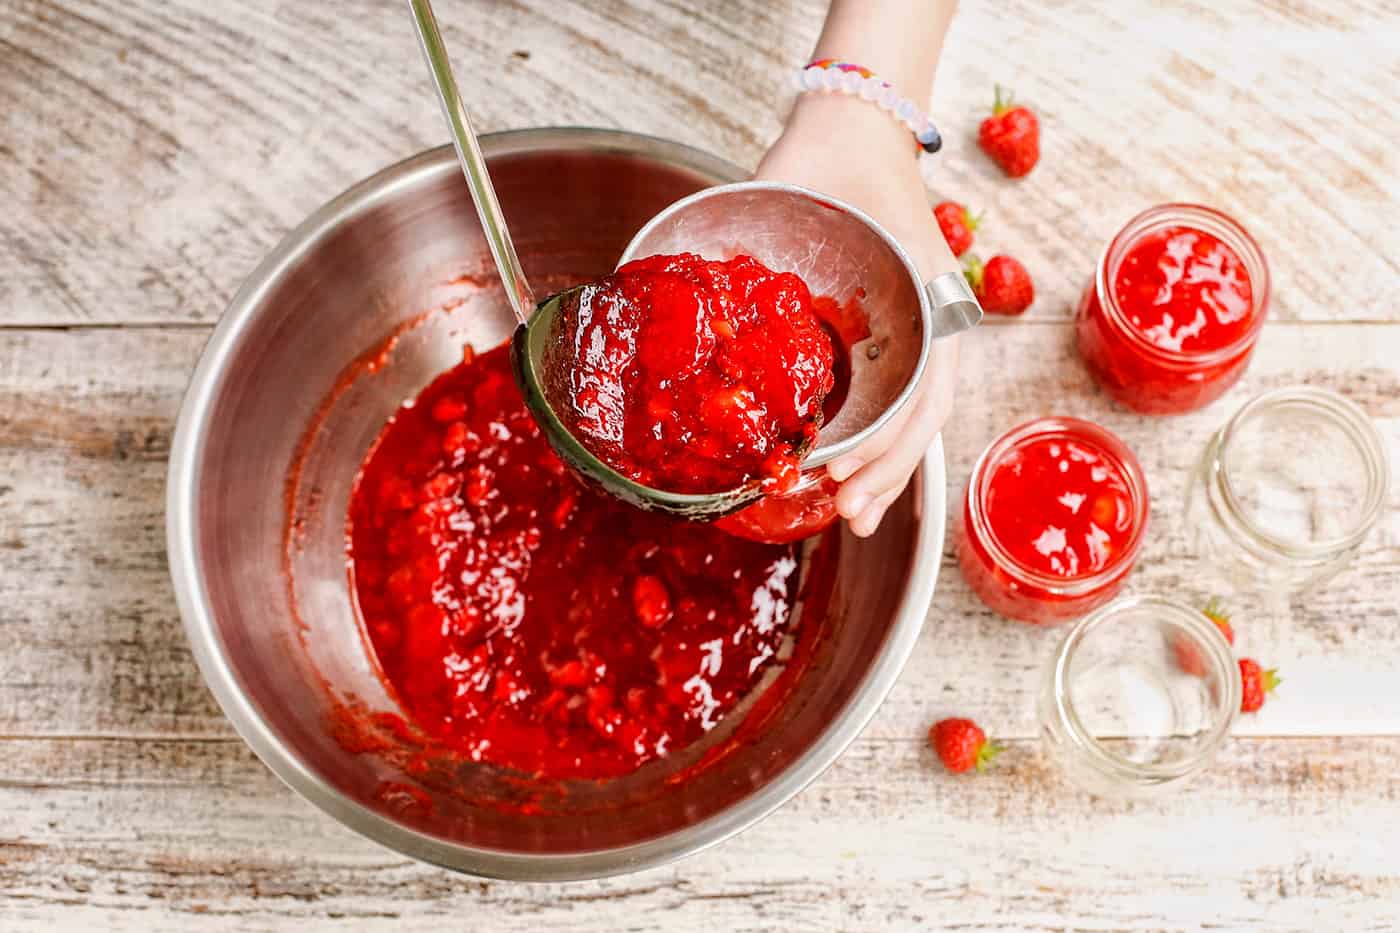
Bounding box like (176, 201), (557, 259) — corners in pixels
(842, 493), (872, 518)
(856, 496), (894, 537)
(852, 511), (878, 538)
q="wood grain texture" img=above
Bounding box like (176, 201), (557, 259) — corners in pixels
(4, 735), (1400, 930)
(2, 0), (1397, 326)
(3, 0), (1400, 928)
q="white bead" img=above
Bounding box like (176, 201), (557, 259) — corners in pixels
(802, 66), (825, 91)
(860, 76), (882, 100)
(896, 99), (918, 121)
(878, 87), (898, 110)
(841, 71), (863, 93)
(821, 69), (842, 91)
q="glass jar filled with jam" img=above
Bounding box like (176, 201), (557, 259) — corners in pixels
(959, 417), (1150, 625)
(1075, 204), (1270, 415)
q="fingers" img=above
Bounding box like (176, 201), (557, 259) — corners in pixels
(826, 333), (956, 486)
(826, 398), (915, 484)
(848, 484), (907, 538)
(835, 387), (937, 524)
(834, 338), (961, 534)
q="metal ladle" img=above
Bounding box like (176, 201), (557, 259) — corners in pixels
(410, 0), (982, 519)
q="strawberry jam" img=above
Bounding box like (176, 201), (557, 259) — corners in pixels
(959, 418), (1149, 624)
(346, 344), (803, 780)
(1076, 204), (1269, 414)
(544, 253), (835, 494)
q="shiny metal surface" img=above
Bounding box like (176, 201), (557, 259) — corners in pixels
(618, 181), (936, 470)
(166, 128), (944, 881)
(924, 271), (984, 338)
(409, 0), (535, 323)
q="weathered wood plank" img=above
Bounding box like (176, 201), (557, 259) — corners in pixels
(3, 734), (1398, 930)
(4, 0), (1400, 925)
(2, 322), (1396, 740)
(2, 0), (1396, 325)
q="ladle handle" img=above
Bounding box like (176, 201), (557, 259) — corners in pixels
(409, 0), (535, 324)
(924, 271), (984, 339)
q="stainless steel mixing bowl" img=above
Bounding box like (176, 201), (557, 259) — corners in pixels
(167, 128), (945, 881)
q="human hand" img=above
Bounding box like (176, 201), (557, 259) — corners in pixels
(756, 94), (962, 537)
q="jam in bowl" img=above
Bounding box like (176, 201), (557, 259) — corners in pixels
(166, 129), (946, 880)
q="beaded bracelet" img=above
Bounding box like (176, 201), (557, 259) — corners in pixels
(795, 59), (942, 154)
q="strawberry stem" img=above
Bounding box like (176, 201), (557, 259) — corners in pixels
(962, 255), (985, 293)
(966, 208), (984, 232)
(1202, 596), (1228, 622)
(975, 740), (1003, 772)
(993, 84), (1014, 115)
(1264, 669), (1282, 694)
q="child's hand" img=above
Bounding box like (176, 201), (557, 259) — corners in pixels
(756, 94), (961, 537)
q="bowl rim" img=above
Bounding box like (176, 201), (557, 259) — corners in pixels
(166, 127), (944, 881)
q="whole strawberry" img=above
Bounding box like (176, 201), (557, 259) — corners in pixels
(933, 201), (980, 257)
(1239, 658), (1281, 713)
(964, 255), (1034, 315)
(978, 85), (1040, 178)
(1174, 598), (1237, 676)
(930, 717), (1001, 774)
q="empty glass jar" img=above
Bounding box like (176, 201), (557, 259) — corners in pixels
(1039, 596), (1240, 797)
(1184, 386), (1390, 595)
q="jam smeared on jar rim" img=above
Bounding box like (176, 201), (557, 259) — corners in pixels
(544, 253), (836, 495)
(1112, 225), (1254, 355)
(346, 343), (805, 781)
(982, 431), (1138, 580)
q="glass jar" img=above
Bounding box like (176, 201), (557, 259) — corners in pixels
(1184, 386), (1390, 595)
(716, 470), (840, 544)
(1038, 596), (1240, 797)
(1075, 204), (1270, 415)
(959, 417), (1150, 625)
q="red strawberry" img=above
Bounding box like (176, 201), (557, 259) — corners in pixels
(1174, 598), (1237, 676)
(964, 255), (1034, 315)
(1239, 658), (1281, 713)
(933, 201), (980, 257)
(632, 574), (673, 629)
(929, 717), (1001, 774)
(978, 85), (1040, 177)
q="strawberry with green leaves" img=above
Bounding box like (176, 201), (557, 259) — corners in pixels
(964, 254), (1034, 315)
(1239, 658), (1281, 713)
(930, 717), (1001, 774)
(1174, 598), (1237, 676)
(933, 201), (980, 257)
(978, 85), (1040, 178)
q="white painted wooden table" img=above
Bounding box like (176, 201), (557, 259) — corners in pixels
(3, 1), (1399, 928)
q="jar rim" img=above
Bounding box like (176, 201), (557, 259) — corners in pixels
(1095, 203), (1271, 368)
(1050, 595), (1241, 784)
(1212, 386), (1390, 559)
(965, 417), (1150, 595)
